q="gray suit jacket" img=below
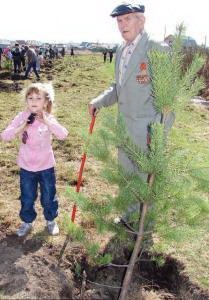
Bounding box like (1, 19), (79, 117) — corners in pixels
(90, 32), (174, 173)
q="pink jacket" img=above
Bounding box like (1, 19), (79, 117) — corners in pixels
(1, 110), (68, 172)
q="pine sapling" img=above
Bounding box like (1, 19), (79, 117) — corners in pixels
(64, 25), (205, 299)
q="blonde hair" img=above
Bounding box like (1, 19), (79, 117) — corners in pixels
(23, 82), (55, 113)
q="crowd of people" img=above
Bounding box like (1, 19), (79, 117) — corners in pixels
(0, 43), (66, 78)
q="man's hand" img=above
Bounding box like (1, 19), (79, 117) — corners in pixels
(88, 104), (97, 116)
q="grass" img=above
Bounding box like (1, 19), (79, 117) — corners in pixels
(164, 104), (209, 288)
(0, 54), (208, 291)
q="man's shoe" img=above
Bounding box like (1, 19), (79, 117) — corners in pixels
(47, 220), (59, 235)
(16, 222), (32, 237)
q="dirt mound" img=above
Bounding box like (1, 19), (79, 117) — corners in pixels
(10, 74), (25, 81)
(0, 225), (73, 299)
(0, 81), (24, 92)
(0, 71), (11, 80)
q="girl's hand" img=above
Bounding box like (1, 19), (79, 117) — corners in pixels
(35, 111), (44, 122)
(35, 111), (46, 122)
(36, 111), (50, 125)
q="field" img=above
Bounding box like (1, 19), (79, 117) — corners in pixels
(0, 54), (209, 299)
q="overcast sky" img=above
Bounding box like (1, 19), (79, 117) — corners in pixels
(0, 0), (208, 45)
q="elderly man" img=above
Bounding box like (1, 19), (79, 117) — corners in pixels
(89, 3), (174, 221)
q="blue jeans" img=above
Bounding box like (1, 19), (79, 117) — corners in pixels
(19, 167), (58, 223)
(25, 61), (40, 79)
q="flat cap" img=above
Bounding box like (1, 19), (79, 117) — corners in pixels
(110, 3), (145, 17)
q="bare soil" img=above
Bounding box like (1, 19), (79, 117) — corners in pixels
(0, 223), (73, 299)
(1, 221), (209, 300)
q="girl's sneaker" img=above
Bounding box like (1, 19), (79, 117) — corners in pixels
(47, 220), (59, 235)
(16, 222), (32, 237)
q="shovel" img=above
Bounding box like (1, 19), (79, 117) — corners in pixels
(58, 112), (97, 265)
(71, 113), (96, 222)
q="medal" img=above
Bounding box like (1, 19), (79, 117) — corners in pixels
(136, 62), (150, 84)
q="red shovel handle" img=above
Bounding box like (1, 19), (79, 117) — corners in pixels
(71, 114), (96, 222)
(76, 153), (87, 193)
(89, 115), (96, 133)
(71, 204), (77, 223)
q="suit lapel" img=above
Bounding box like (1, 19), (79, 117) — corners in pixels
(115, 44), (124, 84)
(121, 32), (148, 87)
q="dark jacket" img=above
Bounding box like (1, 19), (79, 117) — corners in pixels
(11, 47), (21, 61)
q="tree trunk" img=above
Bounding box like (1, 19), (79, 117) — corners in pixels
(118, 173), (155, 300)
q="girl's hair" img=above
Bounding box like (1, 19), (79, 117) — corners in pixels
(23, 82), (55, 113)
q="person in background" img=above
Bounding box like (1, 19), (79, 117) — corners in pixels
(24, 45), (40, 80)
(20, 45), (27, 72)
(70, 47), (74, 56)
(44, 48), (50, 59)
(0, 47), (3, 69)
(102, 50), (107, 63)
(11, 43), (21, 73)
(109, 49), (114, 63)
(36, 51), (44, 73)
(0, 83), (68, 237)
(89, 3), (175, 223)
(3, 46), (12, 60)
(49, 47), (55, 59)
(54, 46), (58, 59)
(60, 47), (65, 57)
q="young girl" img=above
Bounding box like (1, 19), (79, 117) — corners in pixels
(0, 83), (68, 237)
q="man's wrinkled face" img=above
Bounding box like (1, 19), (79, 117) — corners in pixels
(117, 13), (145, 42)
